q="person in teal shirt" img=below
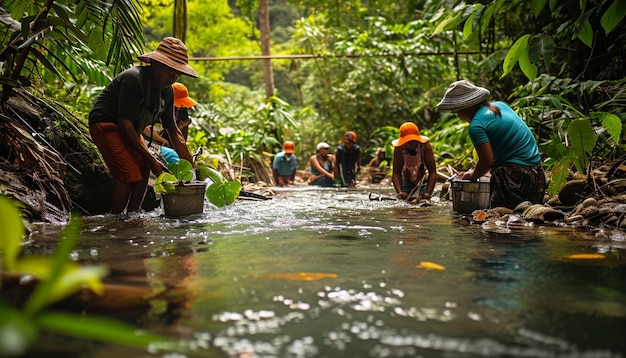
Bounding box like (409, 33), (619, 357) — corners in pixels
(437, 80), (545, 209)
(272, 141), (298, 187)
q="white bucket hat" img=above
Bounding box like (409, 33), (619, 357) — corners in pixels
(437, 80), (490, 111)
(316, 142), (330, 151)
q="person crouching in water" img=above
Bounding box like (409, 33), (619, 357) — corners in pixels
(272, 141), (298, 187)
(391, 122), (438, 201)
(88, 37), (197, 214)
(436, 80), (545, 209)
(333, 131), (362, 187)
(308, 142), (334, 187)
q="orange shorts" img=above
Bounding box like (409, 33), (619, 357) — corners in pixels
(89, 122), (149, 183)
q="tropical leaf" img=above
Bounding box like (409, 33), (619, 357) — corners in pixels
(600, 0), (626, 34)
(518, 46), (537, 82)
(206, 178), (242, 207)
(153, 173), (178, 195)
(167, 159), (194, 181)
(593, 111), (622, 144)
(502, 34), (530, 78)
(567, 118), (596, 173)
(547, 158), (572, 195)
(531, 0), (549, 17)
(528, 34), (553, 71)
(577, 19), (593, 48)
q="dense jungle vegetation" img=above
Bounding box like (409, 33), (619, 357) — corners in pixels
(0, 0), (624, 214)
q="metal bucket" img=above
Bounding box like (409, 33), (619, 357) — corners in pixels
(162, 182), (207, 217)
(451, 179), (490, 214)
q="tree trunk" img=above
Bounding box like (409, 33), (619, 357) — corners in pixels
(173, 0), (187, 42)
(258, 0), (274, 98)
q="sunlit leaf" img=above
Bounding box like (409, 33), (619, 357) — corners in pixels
(0, 196), (24, 270)
(416, 261), (445, 270)
(206, 179), (242, 207)
(528, 34), (553, 71)
(154, 173), (178, 195)
(518, 47), (537, 82)
(502, 34), (530, 78)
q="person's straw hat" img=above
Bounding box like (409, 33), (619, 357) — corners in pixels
(138, 37), (198, 78)
(283, 141), (295, 154)
(391, 122), (428, 147)
(172, 82), (198, 108)
(316, 142), (330, 151)
(436, 80), (490, 111)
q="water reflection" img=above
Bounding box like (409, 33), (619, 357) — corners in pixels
(25, 187), (626, 357)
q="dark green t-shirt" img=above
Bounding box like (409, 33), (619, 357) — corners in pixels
(88, 66), (175, 134)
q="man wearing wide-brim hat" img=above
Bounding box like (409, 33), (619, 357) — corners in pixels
(437, 80), (545, 209)
(88, 37), (198, 214)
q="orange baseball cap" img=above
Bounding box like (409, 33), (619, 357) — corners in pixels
(283, 141), (295, 154)
(172, 82), (198, 108)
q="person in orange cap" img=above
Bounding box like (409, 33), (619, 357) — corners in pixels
(391, 122), (437, 200)
(89, 37), (197, 214)
(272, 141), (298, 187)
(143, 82), (198, 164)
(333, 131), (362, 187)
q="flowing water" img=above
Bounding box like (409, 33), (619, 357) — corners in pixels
(26, 186), (626, 357)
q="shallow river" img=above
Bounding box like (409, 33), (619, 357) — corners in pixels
(27, 186), (626, 357)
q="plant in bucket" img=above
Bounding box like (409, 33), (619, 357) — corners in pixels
(154, 159), (242, 217)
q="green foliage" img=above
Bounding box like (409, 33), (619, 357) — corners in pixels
(0, 195), (174, 356)
(199, 166), (243, 207)
(153, 159), (242, 207)
(1, 0), (145, 92)
(567, 118), (596, 173)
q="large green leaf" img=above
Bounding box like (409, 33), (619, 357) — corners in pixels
(153, 173), (178, 195)
(593, 111), (622, 144)
(528, 34), (553, 72)
(567, 118), (596, 173)
(0, 196), (24, 271)
(577, 19), (593, 48)
(601, 0), (626, 34)
(206, 180), (242, 207)
(531, 0), (549, 17)
(518, 46), (538, 82)
(502, 34), (530, 78)
(167, 159), (194, 181)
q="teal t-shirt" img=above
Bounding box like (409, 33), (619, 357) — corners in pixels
(272, 151), (298, 176)
(468, 102), (540, 167)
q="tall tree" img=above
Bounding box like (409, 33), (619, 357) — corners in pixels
(173, 0), (188, 41)
(258, 0), (275, 98)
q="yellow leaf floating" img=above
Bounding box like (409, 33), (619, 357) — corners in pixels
(568, 253), (606, 259)
(265, 272), (338, 281)
(416, 261), (445, 270)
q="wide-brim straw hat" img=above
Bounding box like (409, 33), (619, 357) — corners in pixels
(391, 122), (428, 147)
(172, 82), (198, 108)
(138, 37), (198, 78)
(436, 80), (490, 111)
